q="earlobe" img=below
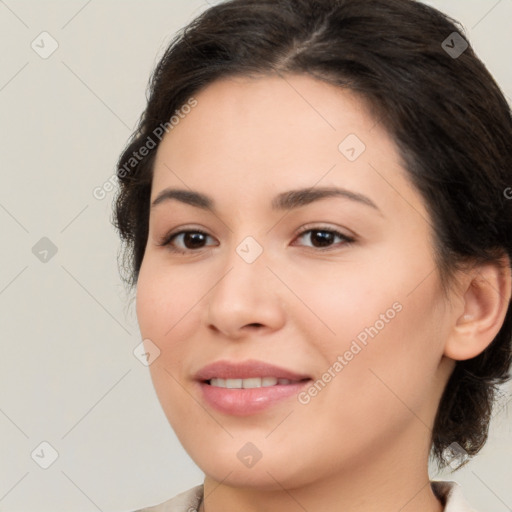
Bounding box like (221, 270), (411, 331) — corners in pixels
(444, 257), (512, 361)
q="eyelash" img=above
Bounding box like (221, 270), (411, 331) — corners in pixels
(157, 226), (355, 255)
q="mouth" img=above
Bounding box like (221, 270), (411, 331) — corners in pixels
(195, 360), (312, 415)
(196, 359), (311, 384)
(207, 377), (306, 388)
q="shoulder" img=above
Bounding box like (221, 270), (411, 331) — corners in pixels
(431, 480), (478, 512)
(133, 484), (204, 512)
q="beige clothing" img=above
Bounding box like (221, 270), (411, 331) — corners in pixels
(135, 480), (477, 511)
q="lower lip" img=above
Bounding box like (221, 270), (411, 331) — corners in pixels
(199, 380), (311, 416)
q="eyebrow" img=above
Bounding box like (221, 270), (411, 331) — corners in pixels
(151, 186), (382, 215)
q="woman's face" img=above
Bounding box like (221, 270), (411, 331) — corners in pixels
(136, 74), (457, 488)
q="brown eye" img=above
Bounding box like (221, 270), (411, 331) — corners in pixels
(180, 232), (208, 249)
(309, 230), (336, 247)
(159, 230), (217, 254)
(295, 228), (355, 250)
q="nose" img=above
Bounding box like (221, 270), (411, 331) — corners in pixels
(202, 247), (286, 339)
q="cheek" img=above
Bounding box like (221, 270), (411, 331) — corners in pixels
(316, 273), (446, 432)
(135, 269), (192, 422)
(136, 258), (197, 340)
(135, 260), (160, 336)
(136, 263), (182, 392)
(291, 257), (402, 353)
(301, 250), (447, 416)
(135, 257), (208, 392)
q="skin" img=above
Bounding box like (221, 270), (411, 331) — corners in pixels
(135, 74), (511, 512)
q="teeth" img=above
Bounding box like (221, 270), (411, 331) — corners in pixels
(226, 378), (242, 389)
(243, 378), (263, 389)
(209, 377), (292, 389)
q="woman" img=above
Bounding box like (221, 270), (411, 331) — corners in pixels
(114, 0), (512, 510)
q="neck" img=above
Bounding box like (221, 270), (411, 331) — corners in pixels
(199, 427), (444, 512)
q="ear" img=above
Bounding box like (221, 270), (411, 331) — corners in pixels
(444, 256), (512, 361)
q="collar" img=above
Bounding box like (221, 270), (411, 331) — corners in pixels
(139, 480), (476, 511)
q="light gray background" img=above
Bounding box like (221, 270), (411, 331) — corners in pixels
(0, 1), (511, 511)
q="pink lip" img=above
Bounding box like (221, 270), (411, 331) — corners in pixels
(195, 360), (312, 416)
(195, 360), (310, 381)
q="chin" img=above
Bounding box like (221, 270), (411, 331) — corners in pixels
(202, 464), (304, 490)
(187, 441), (324, 491)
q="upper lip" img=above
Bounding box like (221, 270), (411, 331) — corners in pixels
(195, 360), (311, 382)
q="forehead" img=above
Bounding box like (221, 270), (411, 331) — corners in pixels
(155, 74), (379, 172)
(150, 73), (427, 220)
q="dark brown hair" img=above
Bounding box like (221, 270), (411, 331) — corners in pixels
(114, 0), (512, 467)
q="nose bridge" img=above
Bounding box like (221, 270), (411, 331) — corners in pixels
(204, 233), (285, 335)
(212, 234), (271, 307)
